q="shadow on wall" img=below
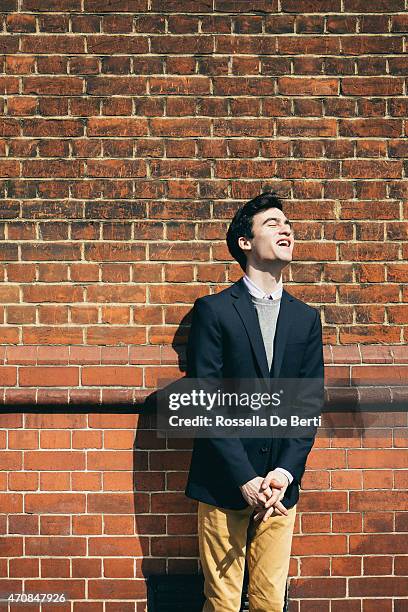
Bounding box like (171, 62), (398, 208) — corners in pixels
(133, 309), (201, 601)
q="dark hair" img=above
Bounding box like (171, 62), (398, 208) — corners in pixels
(226, 191), (283, 272)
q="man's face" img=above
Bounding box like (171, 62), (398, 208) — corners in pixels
(239, 207), (294, 267)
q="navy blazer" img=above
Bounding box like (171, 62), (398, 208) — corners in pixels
(184, 276), (324, 510)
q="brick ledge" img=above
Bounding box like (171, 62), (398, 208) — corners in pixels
(0, 344), (407, 407)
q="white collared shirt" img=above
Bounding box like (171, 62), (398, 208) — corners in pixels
(243, 274), (283, 301)
(242, 273), (293, 486)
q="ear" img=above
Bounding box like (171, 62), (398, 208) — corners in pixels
(238, 236), (251, 251)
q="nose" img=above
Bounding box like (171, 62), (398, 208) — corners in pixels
(278, 225), (292, 237)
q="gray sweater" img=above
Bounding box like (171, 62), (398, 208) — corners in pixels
(250, 294), (281, 371)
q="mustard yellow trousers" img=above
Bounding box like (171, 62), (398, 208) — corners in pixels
(198, 501), (297, 612)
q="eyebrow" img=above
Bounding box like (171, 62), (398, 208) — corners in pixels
(261, 216), (292, 229)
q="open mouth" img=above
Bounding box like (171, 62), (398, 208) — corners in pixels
(276, 240), (291, 248)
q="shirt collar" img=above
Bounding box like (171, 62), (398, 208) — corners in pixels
(243, 274), (283, 300)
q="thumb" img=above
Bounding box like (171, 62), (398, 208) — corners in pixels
(262, 476), (284, 489)
(261, 473), (283, 489)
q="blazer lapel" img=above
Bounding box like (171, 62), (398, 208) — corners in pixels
(271, 288), (294, 378)
(231, 278), (270, 379)
(231, 277), (295, 379)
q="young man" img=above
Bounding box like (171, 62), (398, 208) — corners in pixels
(185, 192), (324, 612)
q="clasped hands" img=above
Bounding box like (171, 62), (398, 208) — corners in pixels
(239, 469), (289, 523)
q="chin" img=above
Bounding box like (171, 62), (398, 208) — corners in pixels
(275, 252), (292, 260)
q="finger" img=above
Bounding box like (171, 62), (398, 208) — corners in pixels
(268, 491), (284, 506)
(262, 483), (284, 500)
(264, 484), (287, 506)
(263, 488), (283, 508)
(261, 506), (275, 522)
(274, 500), (289, 516)
(254, 496), (264, 509)
(260, 474), (272, 489)
(257, 485), (273, 502)
(269, 478), (284, 489)
(256, 487), (273, 506)
(257, 486), (272, 504)
(261, 477), (284, 490)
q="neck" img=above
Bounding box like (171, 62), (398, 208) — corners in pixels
(245, 266), (283, 294)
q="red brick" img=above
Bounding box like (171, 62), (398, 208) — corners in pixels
(345, 0), (403, 10)
(343, 160), (402, 178)
(300, 556), (330, 576)
(290, 577), (346, 598)
(279, 35), (340, 54)
(150, 534), (198, 558)
(20, 367), (79, 387)
(363, 555), (392, 575)
(342, 78), (404, 96)
(350, 577), (408, 597)
(278, 77), (338, 95)
(87, 118), (148, 137)
(282, 0), (340, 10)
(332, 470), (363, 490)
(332, 555), (362, 577)
(278, 160), (340, 178)
(350, 534), (408, 555)
(301, 513), (331, 533)
(82, 367), (142, 387)
(363, 469), (393, 489)
(277, 118), (336, 136)
(332, 511), (361, 537)
(351, 490), (408, 511)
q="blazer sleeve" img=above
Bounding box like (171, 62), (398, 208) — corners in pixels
(274, 308), (324, 485)
(186, 298), (258, 487)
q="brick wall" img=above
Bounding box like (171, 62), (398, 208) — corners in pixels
(1, 1), (408, 610)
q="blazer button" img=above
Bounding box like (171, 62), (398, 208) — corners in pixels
(260, 446), (269, 453)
